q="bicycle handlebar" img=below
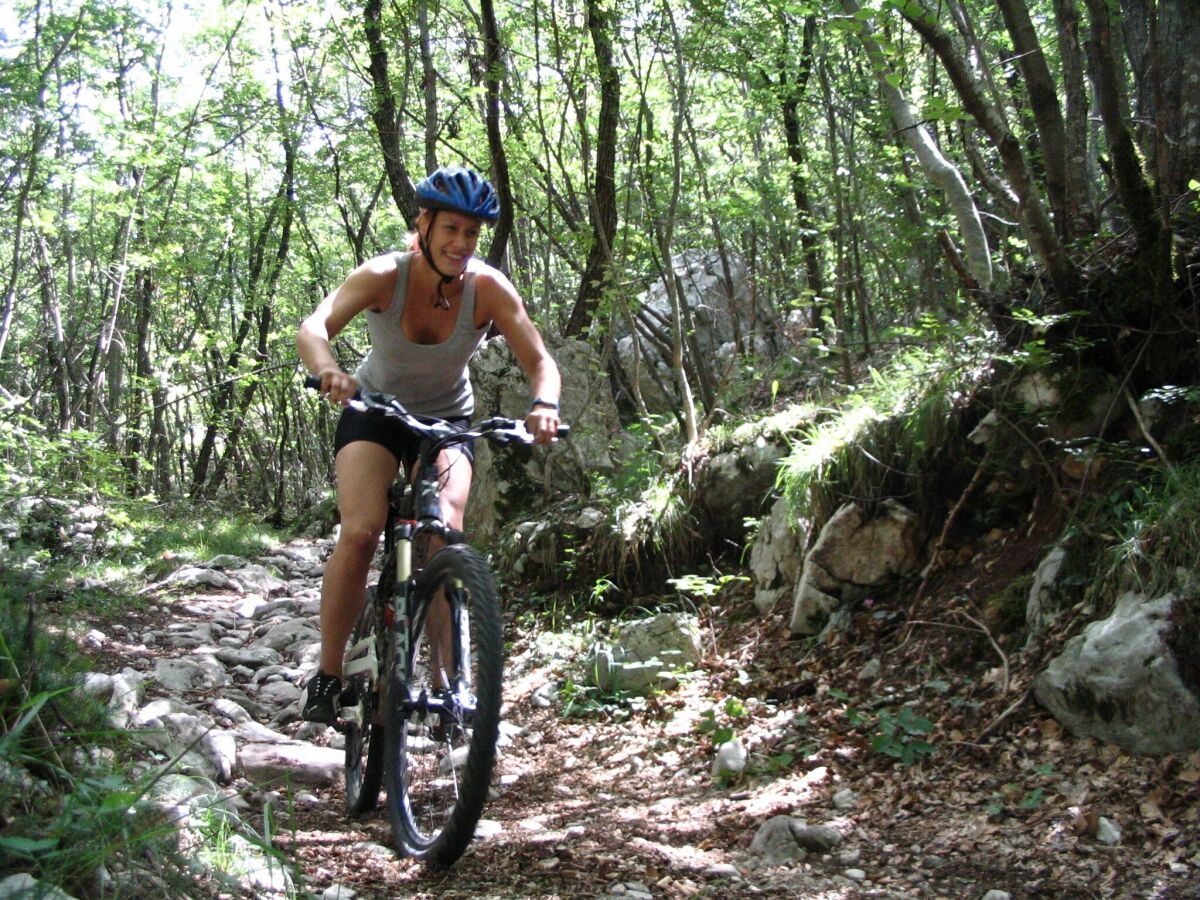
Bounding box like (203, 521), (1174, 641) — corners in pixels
(303, 374), (570, 447)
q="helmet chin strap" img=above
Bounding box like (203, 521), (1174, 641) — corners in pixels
(417, 209), (455, 309)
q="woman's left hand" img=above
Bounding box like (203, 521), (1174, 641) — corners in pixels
(525, 407), (561, 445)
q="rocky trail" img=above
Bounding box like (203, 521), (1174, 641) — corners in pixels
(65, 536), (1200, 899)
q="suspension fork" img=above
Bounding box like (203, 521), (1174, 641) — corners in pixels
(391, 521), (414, 681)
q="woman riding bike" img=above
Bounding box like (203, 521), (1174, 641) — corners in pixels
(296, 165), (562, 723)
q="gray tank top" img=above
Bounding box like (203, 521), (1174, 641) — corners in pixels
(354, 251), (490, 418)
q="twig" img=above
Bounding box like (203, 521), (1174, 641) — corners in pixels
(919, 449), (991, 589)
(1124, 385), (1174, 473)
(954, 608), (1009, 694)
(974, 686), (1032, 743)
(895, 614), (1009, 694)
(898, 449), (991, 648)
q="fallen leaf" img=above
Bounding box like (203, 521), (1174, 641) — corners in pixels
(1140, 788), (1164, 822)
(1039, 718), (1061, 738)
(1072, 807), (1099, 836)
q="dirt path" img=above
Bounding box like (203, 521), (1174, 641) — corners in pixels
(74, 542), (1200, 900)
(277, 625), (852, 899)
(273, 605), (1200, 900)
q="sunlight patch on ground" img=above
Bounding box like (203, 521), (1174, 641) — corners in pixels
(627, 835), (729, 870)
(733, 764), (832, 819)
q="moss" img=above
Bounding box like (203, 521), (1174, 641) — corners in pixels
(983, 573), (1033, 636)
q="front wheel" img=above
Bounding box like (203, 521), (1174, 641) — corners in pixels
(384, 544), (503, 865)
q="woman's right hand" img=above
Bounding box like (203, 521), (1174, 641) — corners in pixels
(316, 368), (359, 405)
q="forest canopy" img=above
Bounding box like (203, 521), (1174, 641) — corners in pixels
(0, 0), (1196, 512)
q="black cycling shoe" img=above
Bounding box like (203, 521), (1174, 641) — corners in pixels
(302, 671), (343, 724)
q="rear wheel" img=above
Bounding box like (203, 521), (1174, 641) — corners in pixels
(344, 580), (387, 815)
(384, 544), (503, 865)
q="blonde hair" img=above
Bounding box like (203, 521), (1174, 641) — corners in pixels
(405, 208), (430, 253)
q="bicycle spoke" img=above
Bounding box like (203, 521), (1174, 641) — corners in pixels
(385, 545), (503, 864)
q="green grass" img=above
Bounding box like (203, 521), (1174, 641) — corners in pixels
(0, 495), (285, 616)
(775, 345), (983, 528)
(0, 572), (208, 897)
(1107, 459), (1200, 598)
(121, 504), (282, 577)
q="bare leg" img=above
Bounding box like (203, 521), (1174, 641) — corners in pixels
(319, 441), (399, 678)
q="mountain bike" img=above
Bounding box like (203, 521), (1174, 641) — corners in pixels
(304, 375), (567, 865)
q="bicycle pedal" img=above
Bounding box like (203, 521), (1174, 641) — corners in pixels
(338, 699), (366, 727)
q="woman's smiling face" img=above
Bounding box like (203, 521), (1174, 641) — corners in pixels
(422, 210), (482, 274)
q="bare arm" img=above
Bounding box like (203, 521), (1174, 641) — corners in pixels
(297, 255), (398, 404)
(477, 270), (562, 444)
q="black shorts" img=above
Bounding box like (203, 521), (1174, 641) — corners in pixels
(333, 405), (475, 473)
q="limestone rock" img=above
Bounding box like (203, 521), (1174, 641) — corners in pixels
(789, 500), (923, 635)
(1034, 592), (1200, 753)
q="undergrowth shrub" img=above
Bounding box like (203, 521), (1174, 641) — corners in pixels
(0, 413), (127, 505)
(776, 345), (989, 533)
(0, 573), (201, 897)
(1106, 460), (1200, 599)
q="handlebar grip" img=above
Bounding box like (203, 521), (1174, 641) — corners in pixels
(303, 374), (323, 391)
(557, 424), (571, 438)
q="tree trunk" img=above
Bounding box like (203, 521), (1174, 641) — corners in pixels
(0, 10), (83, 365)
(190, 182), (287, 498)
(363, 0), (418, 225)
(770, 16), (824, 311)
(679, 100), (743, 353)
(1162, 0), (1200, 206)
(1117, 0), (1200, 232)
(846, 0), (993, 291)
(1085, 0), (1172, 301)
(201, 86), (298, 499)
(900, 0), (1078, 303)
(417, 0), (437, 174)
(84, 166), (145, 431)
(480, 0), (514, 267)
(1051, 0), (1097, 237)
(125, 266), (155, 492)
(564, 0), (619, 338)
(997, 0), (1072, 242)
(819, 59), (856, 383)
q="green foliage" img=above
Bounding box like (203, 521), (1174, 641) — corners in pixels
(667, 572), (749, 600)
(0, 575), (198, 896)
(776, 342), (986, 528)
(1107, 459), (1200, 598)
(0, 412), (129, 503)
(985, 765), (1055, 817)
(697, 696), (748, 747)
(831, 688), (937, 766)
(121, 505), (281, 576)
(868, 706), (937, 765)
(558, 676), (635, 719)
(590, 444), (696, 594)
(0, 468), (282, 613)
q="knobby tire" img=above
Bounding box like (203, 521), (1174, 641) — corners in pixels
(384, 544), (503, 865)
(344, 579), (389, 814)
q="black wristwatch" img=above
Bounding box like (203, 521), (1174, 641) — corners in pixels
(528, 398), (559, 413)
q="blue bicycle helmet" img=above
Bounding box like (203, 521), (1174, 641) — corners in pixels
(415, 166), (501, 224)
